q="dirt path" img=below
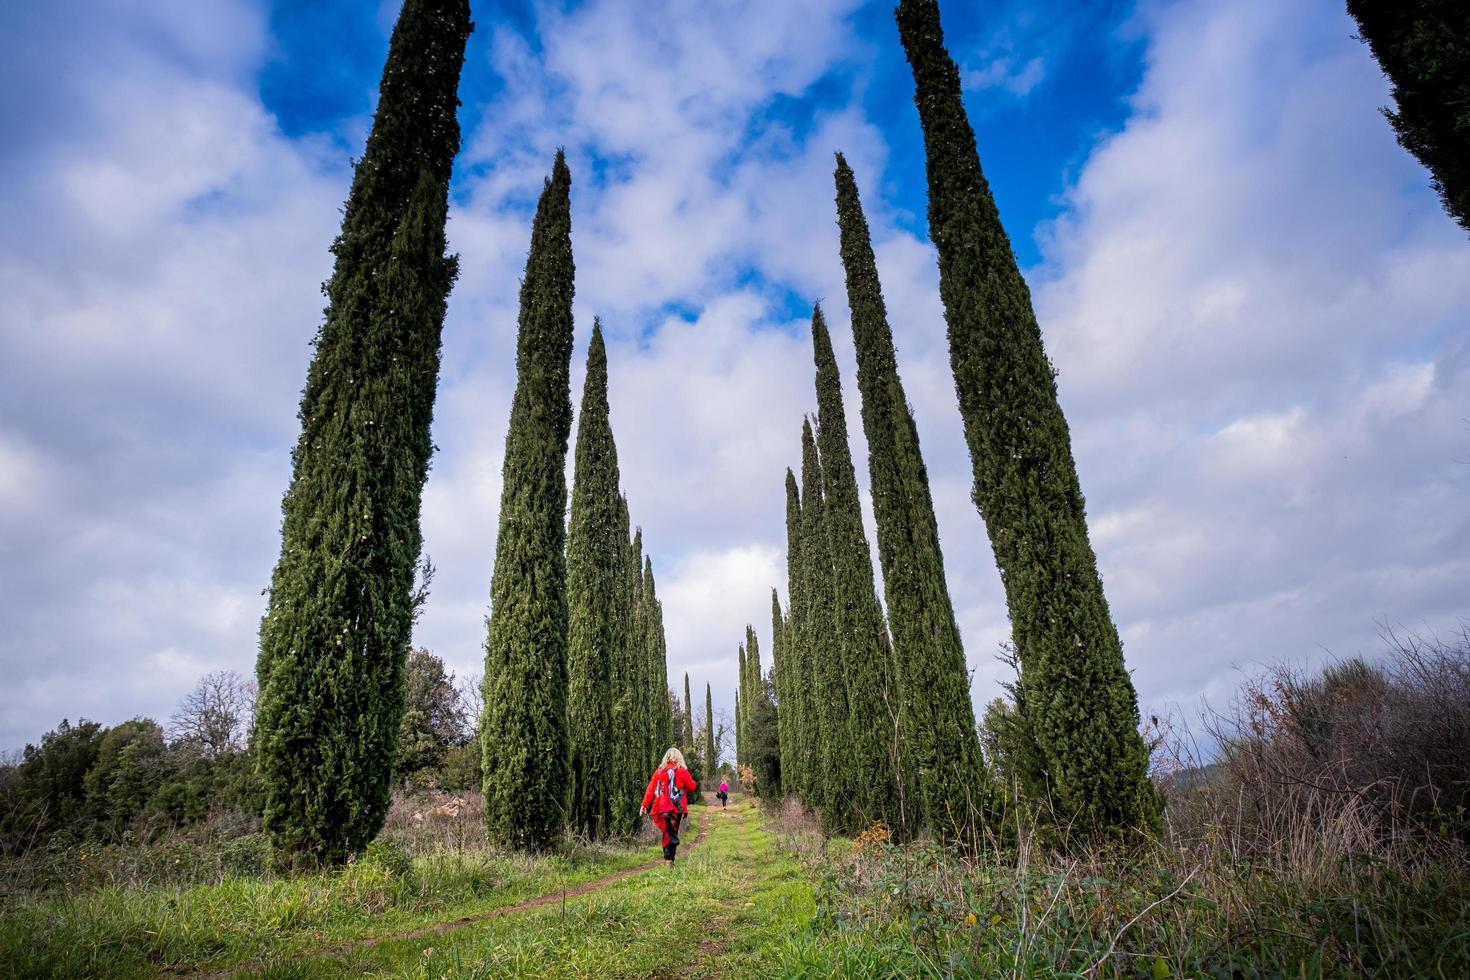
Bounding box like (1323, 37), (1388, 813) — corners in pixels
(184, 812), (710, 979)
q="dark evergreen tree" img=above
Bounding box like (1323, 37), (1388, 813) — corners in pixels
(644, 557), (674, 760)
(565, 321), (623, 840)
(683, 673), (695, 748)
(809, 305), (904, 833)
(1348, 1), (1470, 232)
(833, 152), (984, 844)
(771, 588), (792, 797)
(609, 500), (642, 836)
(782, 469), (809, 803)
(896, 0), (1158, 837)
(799, 418), (853, 829)
(253, 0), (471, 867)
(479, 150), (577, 853)
(705, 682), (717, 781)
(736, 644), (747, 765)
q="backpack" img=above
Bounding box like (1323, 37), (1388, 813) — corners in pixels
(657, 765), (683, 809)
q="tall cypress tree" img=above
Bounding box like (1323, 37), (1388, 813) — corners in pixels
(833, 152), (986, 844)
(705, 682), (717, 780)
(565, 321), (622, 840)
(683, 673), (695, 748)
(643, 557), (674, 760)
(479, 150), (577, 853)
(1348, 1), (1470, 233)
(799, 418), (853, 829)
(810, 305), (903, 833)
(736, 644), (747, 765)
(782, 469), (809, 803)
(254, 0), (471, 868)
(771, 588), (792, 797)
(609, 497), (641, 836)
(896, 0), (1157, 836)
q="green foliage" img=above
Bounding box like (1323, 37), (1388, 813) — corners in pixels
(253, 0), (471, 868)
(84, 720), (170, 837)
(704, 683), (717, 779)
(798, 418), (853, 831)
(832, 152), (981, 844)
(643, 558), (674, 763)
(781, 469), (811, 804)
(566, 322), (624, 840)
(5, 719), (105, 845)
(770, 588), (792, 798)
(395, 648), (469, 785)
(1349, 1), (1470, 232)
(895, 0), (1156, 839)
(608, 520), (646, 837)
(481, 150), (577, 853)
(809, 305), (904, 835)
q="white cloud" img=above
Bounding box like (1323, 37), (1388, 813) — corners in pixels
(3, 0), (1467, 762)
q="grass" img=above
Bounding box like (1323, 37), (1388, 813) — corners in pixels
(0, 822), (654, 978)
(5, 794), (1466, 977)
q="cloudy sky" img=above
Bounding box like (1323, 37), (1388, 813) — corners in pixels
(2, 0), (1466, 753)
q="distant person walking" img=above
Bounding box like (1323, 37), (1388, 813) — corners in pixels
(640, 748), (698, 865)
(717, 781), (729, 808)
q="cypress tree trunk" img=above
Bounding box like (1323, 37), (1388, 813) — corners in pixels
(771, 588), (791, 797)
(254, 0), (471, 868)
(1348, 1), (1470, 233)
(896, 0), (1157, 837)
(479, 150), (577, 853)
(565, 321), (622, 840)
(832, 152), (986, 845)
(809, 305), (904, 834)
(799, 418), (854, 830)
(782, 469), (809, 804)
(705, 683), (716, 781)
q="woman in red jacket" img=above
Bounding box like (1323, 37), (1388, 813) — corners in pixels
(640, 747), (698, 865)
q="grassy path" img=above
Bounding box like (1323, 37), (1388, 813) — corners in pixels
(253, 799), (816, 978)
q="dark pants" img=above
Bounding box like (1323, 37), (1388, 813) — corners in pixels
(717, 791), (728, 807)
(661, 810), (682, 861)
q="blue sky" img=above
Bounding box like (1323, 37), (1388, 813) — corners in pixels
(2, 0), (1467, 756)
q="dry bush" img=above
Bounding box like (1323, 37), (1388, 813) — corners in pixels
(382, 789), (487, 854)
(1160, 625), (1470, 881)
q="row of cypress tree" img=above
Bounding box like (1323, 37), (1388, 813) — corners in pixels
(749, 0), (1158, 847)
(481, 153), (681, 851)
(252, 0), (679, 864)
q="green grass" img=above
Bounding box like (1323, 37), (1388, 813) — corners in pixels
(7, 798), (1465, 978)
(0, 832), (653, 978)
(290, 801), (817, 978)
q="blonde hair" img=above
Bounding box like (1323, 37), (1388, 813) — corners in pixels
(661, 747), (686, 769)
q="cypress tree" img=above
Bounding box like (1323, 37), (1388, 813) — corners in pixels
(683, 673), (695, 748)
(771, 588), (792, 797)
(809, 304), (904, 833)
(736, 644), (747, 765)
(608, 497), (641, 836)
(479, 150), (577, 852)
(643, 557), (674, 760)
(1348, 1), (1470, 233)
(782, 469), (809, 803)
(799, 418), (853, 830)
(896, 0), (1157, 836)
(253, 0), (471, 867)
(833, 152), (987, 844)
(705, 682), (717, 781)
(565, 321), (622, 840)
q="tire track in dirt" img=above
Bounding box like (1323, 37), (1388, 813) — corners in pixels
(180, 813), (710, 979)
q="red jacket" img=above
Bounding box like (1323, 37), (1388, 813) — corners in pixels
(641, 764), (697, 816)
